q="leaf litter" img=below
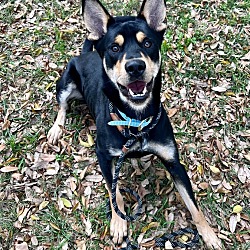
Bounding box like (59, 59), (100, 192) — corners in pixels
(0, 0), (250, 249)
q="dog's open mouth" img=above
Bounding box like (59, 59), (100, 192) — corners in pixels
(118, 80), (152, 101)
(128, 81), (147, 97)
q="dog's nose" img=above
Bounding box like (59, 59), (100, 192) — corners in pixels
(125, 60), (146, 77)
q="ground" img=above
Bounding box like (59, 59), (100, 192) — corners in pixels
(0, 0), (250, 249)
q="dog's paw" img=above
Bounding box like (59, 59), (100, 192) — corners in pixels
(110, 212), (128, 245)
(198, 225), (222, 249)
(47, 124), (62, 144)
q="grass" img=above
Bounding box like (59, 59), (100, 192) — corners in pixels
(0, 0), (250, 249)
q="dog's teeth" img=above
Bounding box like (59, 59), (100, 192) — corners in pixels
(129, 88), (135, 96)
(128, 86), (147, 97)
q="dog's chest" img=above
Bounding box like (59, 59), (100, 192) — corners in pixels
(108, 138), (147, 157)
(108, 138), (176, 162)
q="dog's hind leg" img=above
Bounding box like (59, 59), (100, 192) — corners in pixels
(163, 160), (222, 249)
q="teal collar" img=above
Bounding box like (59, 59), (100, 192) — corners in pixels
(108, 108), (153, 131)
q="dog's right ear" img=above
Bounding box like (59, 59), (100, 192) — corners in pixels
(82, 0), (113, 40)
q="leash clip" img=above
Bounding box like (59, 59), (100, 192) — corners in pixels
(138, 116), (153, 131)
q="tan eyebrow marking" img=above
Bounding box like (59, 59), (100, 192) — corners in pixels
(136, 31), (146, 43)
(114, 34), (124, 46)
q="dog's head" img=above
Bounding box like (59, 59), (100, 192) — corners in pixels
(83, 0), (166, 111)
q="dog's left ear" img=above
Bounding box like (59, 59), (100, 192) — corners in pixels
(138, 0), (166, 32)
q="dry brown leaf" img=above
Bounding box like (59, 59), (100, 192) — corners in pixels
(0, 144), (6, 152)
(83, 217), (92, 236)
(168, 108), (178, 118)
(198, 182), (209, 190)
(211, 86), (227, 92)
(85, 175), (103, 182)
(229, 215), (238, 233)
(84, 186), (92, 196)
(30, 236), (38, 246)
(39, 201), (49, 211)
(18, 207), (29, 223)
(39, 153), (56, 162)
(237, 166), (250, 184)
(76, 240), (86, 250)
(209, 165), (221, 174)
(15, 242), (29, 250)
(0, 166), (18, 172)
(24, 55), (35, 63)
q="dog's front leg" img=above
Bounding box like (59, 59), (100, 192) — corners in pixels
(163, 160), (222, 249)
(97, 151), (128, 246)
(107, 185), (127, 245)
(47, 104), (67, 144)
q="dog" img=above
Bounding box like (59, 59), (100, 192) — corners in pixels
(48, 0), (222, 248)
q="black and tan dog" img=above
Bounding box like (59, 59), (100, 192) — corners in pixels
(48, 0), (222, 248)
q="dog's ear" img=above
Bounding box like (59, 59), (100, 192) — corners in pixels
(82, 0), (113, 40)
(138, 0), (166, 32)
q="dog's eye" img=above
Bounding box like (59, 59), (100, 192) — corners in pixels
(143, 40), (152, 48)
(111, 44), (120, 53)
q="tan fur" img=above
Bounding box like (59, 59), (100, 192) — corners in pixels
(175, 182), (222, 249)
(107, 184), (127, 245)
(136, 31), (146, 43)
(114, 34), (125, 47)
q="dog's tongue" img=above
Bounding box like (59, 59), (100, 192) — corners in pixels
(128, 81), (146, 94)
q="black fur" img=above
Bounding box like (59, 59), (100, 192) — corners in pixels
(55, 0), (197, 205)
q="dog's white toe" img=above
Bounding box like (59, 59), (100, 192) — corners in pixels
(47, 124), (62, 144)
(197, 224), (222, 249)
(110, 212), (128, 245)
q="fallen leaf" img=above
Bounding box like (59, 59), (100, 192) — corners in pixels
(15, 242), (29, 250)
(76, 240), (86, 250)
(233, 205), (243, 214)
(31, 235), (38, 246)
(39, 201), (49, 211)
(211, 86), (227, 92)
(210, 165), (221, 174)
(50, 222), (60, 231)
(83, 217), (92, 236)
(141, 222), (159, 233)
(84, 186), (91, 196)
(30, 214), (40, 221)
(0, 144), (6, 152)
(24, 55), (35, 63)
(85, 175), (103, 182)
(61, 198), (72, 208)
(87, 133), (95, 146)
(241, 51), (250, 60)
(165, 240), (174, 249)
(168, 108), (178, 118)
(229, 215), (238, 233)
(0, 166), (18, 172)
(18, 207), (29, 223)
(244, 152), (250, 162)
